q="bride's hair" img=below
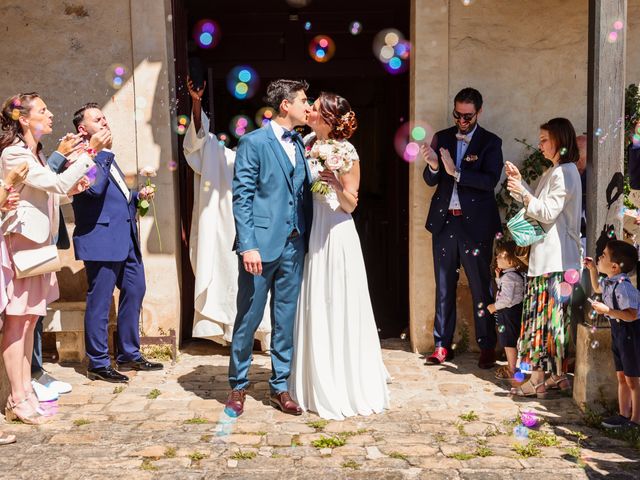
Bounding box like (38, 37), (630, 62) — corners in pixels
(317, 92), (357, 140)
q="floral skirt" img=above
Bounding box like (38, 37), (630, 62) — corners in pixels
(517, 272), (571, 375)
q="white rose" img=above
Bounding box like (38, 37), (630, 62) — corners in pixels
(325, 154), (344, 171)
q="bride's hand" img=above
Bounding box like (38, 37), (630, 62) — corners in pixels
(504, 161), (522, 181)
(319, 169), (343, 192)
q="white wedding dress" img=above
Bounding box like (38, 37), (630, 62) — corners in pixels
(291, 137), (390, 420)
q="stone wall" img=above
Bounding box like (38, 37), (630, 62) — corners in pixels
(0, 1), (181, 354)
(410, 0), (640, 353)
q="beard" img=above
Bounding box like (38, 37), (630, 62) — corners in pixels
(457, 118), (477, 135)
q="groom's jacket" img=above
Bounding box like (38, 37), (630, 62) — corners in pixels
(424, 125), (503, 241)
(232, 124), (313, 262)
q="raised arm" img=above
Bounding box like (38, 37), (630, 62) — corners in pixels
(3, 147), (93, 195)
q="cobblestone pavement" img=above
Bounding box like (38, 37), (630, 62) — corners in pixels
(1, 339), (638, 479)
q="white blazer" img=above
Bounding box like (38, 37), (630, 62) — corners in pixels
(522, 163), (582, 277)
(1, 141), (94, 244)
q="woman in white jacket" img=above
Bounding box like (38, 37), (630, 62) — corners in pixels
(505, 118), (582, 398)
(0, 93), (93, 425)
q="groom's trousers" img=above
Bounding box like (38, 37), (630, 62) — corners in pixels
(229, 235), (305, 393)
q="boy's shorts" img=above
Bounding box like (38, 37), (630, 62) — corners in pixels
(611, 319), (640, 378)
(497, 303), (523, 349)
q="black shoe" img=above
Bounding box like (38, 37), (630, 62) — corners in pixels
(117, 356), (164, 372)
(87, 366), (129, 383)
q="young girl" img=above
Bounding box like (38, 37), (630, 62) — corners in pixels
(488, 241), (527, 380)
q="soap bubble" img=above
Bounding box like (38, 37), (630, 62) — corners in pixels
(513, 425), (529, 440)
(608, 31), (618, 43)
(613, 20), (624, 30)
(174, 115), (189, 135)
(217, 133), (230, 147)
(226, 65), (260, 100)
(558, 281), (573, 298)
(595, 128), (603, 137)
(564, 269), (580, 285)
(193, 19), (221, 49)
(477, 302), (484, 309)
(304, 21), (312, 31)
(591, 340), (600, 349)
(472, 248), (480, 256)
(498, 325), (505, 333)
(349, 21), (362, 35)
(495, 232), (504, 240)
(230, 115), (253, 138)
(513, 371), (525, 382)
(106, 63), (128, 90)
(520, 362), (531, 372)
(394, 121), (434, 162)
(309, 35), (336, 63)
(520, 412), (538, 428)
(373, 28), (410, 74)
(255, 107), (275, 127)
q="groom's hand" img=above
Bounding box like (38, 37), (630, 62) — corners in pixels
(242, 250), (262, 276)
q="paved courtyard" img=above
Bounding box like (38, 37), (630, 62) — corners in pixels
(1, 339), (638, 479)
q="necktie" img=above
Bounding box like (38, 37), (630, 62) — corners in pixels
(455, 132), (471, 143)
(282, 129), (302, 142)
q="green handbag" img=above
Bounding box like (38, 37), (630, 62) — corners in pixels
(506, 208), (546, 247)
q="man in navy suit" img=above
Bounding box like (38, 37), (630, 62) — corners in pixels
(226, 79), (313, 416)
(422, 88), (503, 369)
(72, 104), (162, 382)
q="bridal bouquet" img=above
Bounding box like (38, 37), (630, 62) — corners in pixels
(307, 139), (355, 195)
(138, 166), (162, 252)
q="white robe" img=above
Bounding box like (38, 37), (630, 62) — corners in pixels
(183, 109), (271, 350)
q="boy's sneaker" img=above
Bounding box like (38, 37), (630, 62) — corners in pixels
(601, 414), (630, 428)
(31, 380), (59, 402)
(33, 371), (73, 395)
(620, 420), (640, 431)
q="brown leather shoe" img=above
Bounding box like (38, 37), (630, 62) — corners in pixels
(269, 391), (302, 415)
(478, 349), (496, 369)
(424, 346), (454, 365)
(224, 389), (246, 417)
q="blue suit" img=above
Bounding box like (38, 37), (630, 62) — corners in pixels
(229, 124), (312, 393)
(424, 125), (503, 350)
(71, 150), (145, 369)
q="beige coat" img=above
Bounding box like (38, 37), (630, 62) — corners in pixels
(1, 141), (93, 244)
(522, 162), (582, 277)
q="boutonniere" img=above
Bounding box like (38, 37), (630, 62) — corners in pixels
(464, 154), (478, 162)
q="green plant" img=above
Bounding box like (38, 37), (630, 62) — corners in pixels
(311, 435), (346, 449)
(73, 418), (91, 426)
(113, 386), (125, 394)
(388, 451), (408, 460)
(140, 458), (158, 471)
(459, 411), (479, 422)
(483, 425), (502, 437)
(513, 442), (542, 458)
(475, 445), (494, 457)
(164, 447), (177, 458)
(453, 322), (470, 354)
(565, 446), (581, 459)
(529, 431), (560, 447)
(434, 432), (445, 443)
(147, 388), (161, 400)
(341, 460), (360, 469)
(200, 434), (212, 442)
(184, 417), (208, 424)
(307, 419), (329, 430)
(231, 450), (256, 460)
(496, 138), (552, 225)
(449, 452), (475, 460)
(271, 453), (283, 458)
(141, 344), (173, 361)
(454, 421), (467, 436)
(582, 405), (604, 429)
(189, 451), (207, 461)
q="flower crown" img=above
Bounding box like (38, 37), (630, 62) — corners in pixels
(335, 110), (355, 131)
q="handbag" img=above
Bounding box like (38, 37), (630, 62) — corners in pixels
(11, 244), (61, 279)
(506, 208), (546, 247)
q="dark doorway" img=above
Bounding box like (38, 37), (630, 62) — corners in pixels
(171, 0), (410, 344)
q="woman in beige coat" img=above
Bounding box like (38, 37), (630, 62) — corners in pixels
(505, 117), (582, 398)
(0, 93), (94, 424)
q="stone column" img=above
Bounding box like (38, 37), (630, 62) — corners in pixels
(409, 0), (450, 353)
(574, 0), (627, 410)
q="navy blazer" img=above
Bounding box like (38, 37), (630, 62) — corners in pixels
(232, 124), (313, 262)
(423, 125), (503, 241)
(71, 150), (139, 262)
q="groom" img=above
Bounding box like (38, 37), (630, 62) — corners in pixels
(226, 79), (313, 416)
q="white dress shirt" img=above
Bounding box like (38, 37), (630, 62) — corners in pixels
(103, 149), (131, 201)
(270, 121), (297, 168)
(448, 125), (477, 210)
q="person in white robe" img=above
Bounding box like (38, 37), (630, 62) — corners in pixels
(183, 80), (270, 350)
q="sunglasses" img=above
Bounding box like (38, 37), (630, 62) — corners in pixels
(452, 110), (477, 122)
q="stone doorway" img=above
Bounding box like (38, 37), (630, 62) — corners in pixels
(171, 0), (411, 341)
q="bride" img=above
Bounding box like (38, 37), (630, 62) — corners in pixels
(290, 92), (390, 420)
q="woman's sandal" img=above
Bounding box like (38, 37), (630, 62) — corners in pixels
(4, 396), (50, 425)
(545, 375), (572, 395)
(0, 431), (16, 445)
(510, 380), (547, 399)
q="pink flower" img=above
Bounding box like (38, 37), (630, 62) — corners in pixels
(139, 166), (157, 177)
(325, 154), (344, 171)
